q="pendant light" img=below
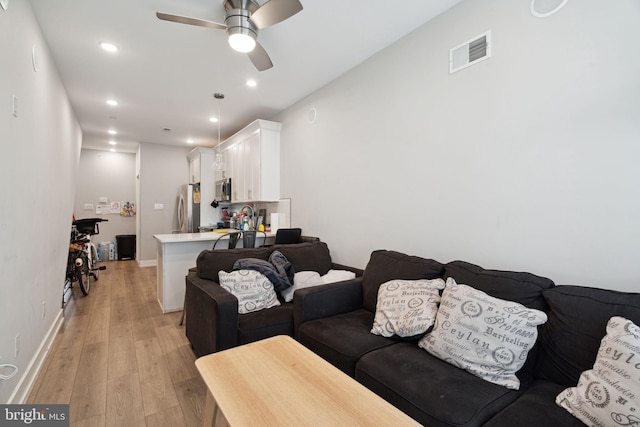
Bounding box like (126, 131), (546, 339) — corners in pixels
(213, 93), (225, 172)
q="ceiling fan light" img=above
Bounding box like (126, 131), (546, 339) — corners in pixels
(228, 32), (256, 53)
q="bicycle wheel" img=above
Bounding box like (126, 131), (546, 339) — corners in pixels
(91, 245), (100, 280)
(77, 257), (91, 296)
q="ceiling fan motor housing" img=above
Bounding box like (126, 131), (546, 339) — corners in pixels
(225, 0), (259, 41)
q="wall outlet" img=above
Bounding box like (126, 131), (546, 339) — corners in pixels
(41, 301), (46, 319)
(15, 334), (20, 358)
(154, 203), (164, 210)
(99, 197), (108, 203)
(83, 203), (94, 210)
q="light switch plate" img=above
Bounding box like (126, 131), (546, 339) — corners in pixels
(99, 197), (108, 203)
(12, 94), (17, 117)
(154, 204), (164, 210)
(84, 203), (94, 210)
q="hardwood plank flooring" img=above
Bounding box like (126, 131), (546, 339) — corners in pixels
(27, 261), (205, 427)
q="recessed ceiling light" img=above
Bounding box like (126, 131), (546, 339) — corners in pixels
(106, 99), (118, 106)
(187, 139), (194, 144)
(108, 129), (117, 135)
(246, 79), (257, 87)
(100, 42), (119, 52)
(109, 140), (117, 145)
(209, 117), (219, 123)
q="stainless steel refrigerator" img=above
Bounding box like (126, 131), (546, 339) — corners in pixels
(178, 183), (200, 233)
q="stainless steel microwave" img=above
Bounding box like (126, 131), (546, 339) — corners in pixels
(215, 178), (231, 203)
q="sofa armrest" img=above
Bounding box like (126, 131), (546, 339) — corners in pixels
(185, 271), (239, 356)
(293, 277), (364, 331)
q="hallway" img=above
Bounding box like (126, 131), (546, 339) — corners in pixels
(27, 261), (205, 426)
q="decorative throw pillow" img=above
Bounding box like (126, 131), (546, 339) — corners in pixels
(280, 270), (357, 303)
(218, 270), (280, 314)
(281, 271), (324, 303)
(556, 316), (640, 426)
(418, 278), (548, 390)
(321, 269), (356, 284)
(371, 279), (445, 338)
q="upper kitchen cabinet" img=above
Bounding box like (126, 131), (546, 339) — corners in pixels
(188, 147), (215, 185)
(220, 120), (282, 203)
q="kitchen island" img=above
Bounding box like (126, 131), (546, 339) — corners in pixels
(154, 231), (275, 313)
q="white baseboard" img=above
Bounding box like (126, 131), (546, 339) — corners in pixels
(8, 309), (64, 404)
(138, 259), (157, 268)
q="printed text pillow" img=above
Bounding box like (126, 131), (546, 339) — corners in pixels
(218, 270), (280, 314)
(556, 316), (640, 426)
(371, 279), (445, 338)
(418, 278), (548, 389)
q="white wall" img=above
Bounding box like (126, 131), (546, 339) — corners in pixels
(274, 0), (640, 291)
(74, 149), (136, 249)
(0, 1), (82, 403)
(137, 142), (191, 262)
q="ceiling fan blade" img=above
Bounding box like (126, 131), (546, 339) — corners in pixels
(249, 0), (303, 29)
(248, 42), (273, 71)
(156, 12), (227, 30)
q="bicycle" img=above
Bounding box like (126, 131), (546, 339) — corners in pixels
(64, 218), (107, 297)
(64, 239), (91, 296)
(73, 218), (108, 281)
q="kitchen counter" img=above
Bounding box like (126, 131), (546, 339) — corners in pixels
(154, 230), (276, 313)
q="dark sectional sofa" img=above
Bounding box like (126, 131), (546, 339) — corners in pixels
(294, 249), (640, 426)
(184, 240), (361, 357)
(185, 243), (640, 426)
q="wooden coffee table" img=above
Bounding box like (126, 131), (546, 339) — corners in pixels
(195, 335), (420, 426)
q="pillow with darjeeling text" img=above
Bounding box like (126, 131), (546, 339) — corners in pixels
(556, 316), (640, 426)
(371, 279), (445, 339)
(418, 278), (547, 390)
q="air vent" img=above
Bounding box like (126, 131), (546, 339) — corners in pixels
(449, 31), (491, 74)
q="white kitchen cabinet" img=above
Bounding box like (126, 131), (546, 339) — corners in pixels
(187, 147), (217, 226)
(220, 119), (282, 203)
(189, 154), (201, 184)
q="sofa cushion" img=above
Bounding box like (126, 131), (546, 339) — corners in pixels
(197, 247), (273, 281)
(238, 304), (294, 345)
(444, 260), (554, 311)
(297, 309), (397, 377)
(556, 316), (640, 426)
(419, 278), (548, 390)
(356, 342), (527, 427)
(218, 270), (280, 314)
(273, 241), (333, 275)
(483, 380), (585, 427)
(536, 285), (640, 387)
(371, 279), (445, 339)
(362, 250), (444, 313)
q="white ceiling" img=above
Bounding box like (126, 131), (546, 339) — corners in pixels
(29, 0), (462, 153)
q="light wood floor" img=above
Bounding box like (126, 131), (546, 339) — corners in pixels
(27, 261), (206, 427)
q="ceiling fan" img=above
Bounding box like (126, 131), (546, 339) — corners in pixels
(156, 0), (303, 71)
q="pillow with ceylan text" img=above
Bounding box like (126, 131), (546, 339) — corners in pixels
(418, 277), (548, 390)
(556, 316), (640, 426)
(218, 270), (280, 314)
(371, 279), (445, 339)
